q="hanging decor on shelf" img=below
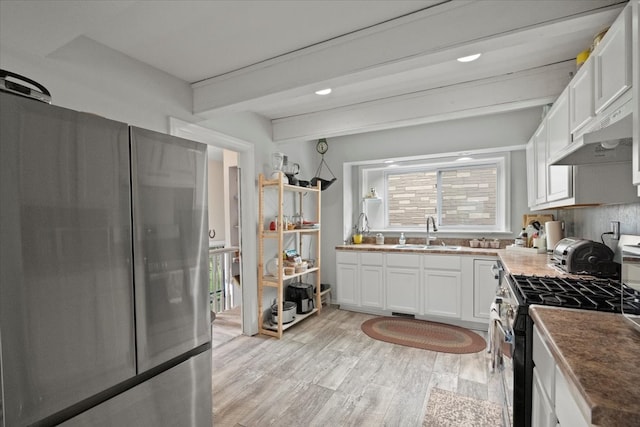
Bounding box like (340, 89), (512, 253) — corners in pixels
(310, 138), (337, 191)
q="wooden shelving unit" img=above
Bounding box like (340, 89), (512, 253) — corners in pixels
(258, 173), (322, 338)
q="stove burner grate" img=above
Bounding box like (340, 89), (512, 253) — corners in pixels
(511, 274), (640, 314)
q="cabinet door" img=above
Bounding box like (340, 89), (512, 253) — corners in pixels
(569, 59), (594, 136)
(473, 260), (498, 319)
(547, 89), (570, 158)
(532, 367), (557, 427)
(555, 366), (590, 427)
(594, 6), (632, 113)
(424, 270), (461, 318)
(534, 122), (548, 205)
(386, 267), (420, 314)
(361, 265), (384, 308)
(545, 89), (573, 202)
(336, 252), (359, 306)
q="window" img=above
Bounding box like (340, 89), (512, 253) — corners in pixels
(360, 153), (508, 232)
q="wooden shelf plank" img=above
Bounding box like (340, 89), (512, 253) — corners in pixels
(263, 267), (319, 283)
(261, 308), (318, 331)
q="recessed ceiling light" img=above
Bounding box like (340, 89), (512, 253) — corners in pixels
(315, 88), (332, 95)
(457, 53), (481, 63)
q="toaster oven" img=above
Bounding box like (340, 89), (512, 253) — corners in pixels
(552, 237), (618, 277)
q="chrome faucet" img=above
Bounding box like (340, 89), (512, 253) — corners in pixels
(425, 215), (438, 245)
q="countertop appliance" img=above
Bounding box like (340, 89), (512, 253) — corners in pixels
(551, 237), (618, 277)
(0, 91), (211, 426)
(286, 282), (315, 314)
(493, 266), (640, 427)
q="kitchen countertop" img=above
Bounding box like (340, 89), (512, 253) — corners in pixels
(335, 244), (572, 277)
(498, 250), (568, 277)
(529, 306), (640, 427)
(335, 243), (502, 256)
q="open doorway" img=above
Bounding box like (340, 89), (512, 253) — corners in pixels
(169, 118), (259, 340)
(207, 147), (242, 346)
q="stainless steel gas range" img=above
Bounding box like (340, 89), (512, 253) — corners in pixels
(495, 271), (640, 427)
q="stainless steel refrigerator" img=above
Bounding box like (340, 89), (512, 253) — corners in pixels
(0, 92), (211, 426)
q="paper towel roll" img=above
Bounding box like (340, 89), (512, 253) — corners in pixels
(545, 221), (564, 251)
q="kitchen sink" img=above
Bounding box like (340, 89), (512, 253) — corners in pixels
(393, 244), (461, 250)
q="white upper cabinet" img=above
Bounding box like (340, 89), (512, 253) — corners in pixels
(545, 88), (573, 202)
(569, 59), (594, 136)
(546, 88), (570, 157)
(593, 5), (632, 114)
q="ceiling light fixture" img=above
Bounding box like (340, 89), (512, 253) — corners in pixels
(457, 53), (481, 63)
(384, 160), (394, 164)
(315, 88), (332, 95)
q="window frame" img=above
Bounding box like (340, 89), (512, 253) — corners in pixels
(361, 153), (510, 233)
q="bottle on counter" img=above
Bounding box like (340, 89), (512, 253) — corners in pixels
(399, 232), (406, 245)
(515, 228), (527, 247)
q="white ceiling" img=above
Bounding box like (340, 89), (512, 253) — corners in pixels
(0, 0), (628, 143)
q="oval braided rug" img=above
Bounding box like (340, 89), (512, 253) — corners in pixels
(361, 317), (486, 354)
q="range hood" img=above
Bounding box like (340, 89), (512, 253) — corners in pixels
(550, 90), (633, 166)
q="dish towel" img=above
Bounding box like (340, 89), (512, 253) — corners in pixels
(487, 301), (500, 353)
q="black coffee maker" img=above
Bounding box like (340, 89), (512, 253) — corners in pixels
(286, 282), (314, 314)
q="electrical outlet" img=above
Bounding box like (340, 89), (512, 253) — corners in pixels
(611, 221), (620, 240)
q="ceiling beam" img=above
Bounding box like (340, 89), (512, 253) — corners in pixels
(271, 61), (574, 143)
(192, 0), (624, 116)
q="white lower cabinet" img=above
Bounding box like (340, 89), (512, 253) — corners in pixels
(533, 323), (589, 427)
(423, 255), (461, 318)
(360, 252), (384, 309)
(532, 324), (558, 427)
(386, 253), (420, 314)
(336, 251), (359, 306)
(336, 251), (493, 327)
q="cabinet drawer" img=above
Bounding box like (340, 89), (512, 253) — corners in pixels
(386, 253), (419, 268)
(361, 252), (383, 266)
(423, 255), (460, 270)
(336, 251), (358, 264)
(533, 325), (556, 404)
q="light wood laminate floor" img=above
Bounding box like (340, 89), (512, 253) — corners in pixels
(212, 305), (504, 426)
(212, 305), (243, 349)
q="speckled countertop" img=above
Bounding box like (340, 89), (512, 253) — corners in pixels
(530, 306), (640, 427)
(335, 243), (501, 256)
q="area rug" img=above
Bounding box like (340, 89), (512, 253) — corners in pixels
(423, 388), (503, 427)
(361, 317), (486, 354)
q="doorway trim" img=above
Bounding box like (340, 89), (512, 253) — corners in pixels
(169, 117), (258, 336)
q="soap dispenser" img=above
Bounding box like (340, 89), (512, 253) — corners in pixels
(399, 233), (406, 245)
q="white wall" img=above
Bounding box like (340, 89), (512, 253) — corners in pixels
(0, 37), (197, 133)
(301, 108), (544, 294)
